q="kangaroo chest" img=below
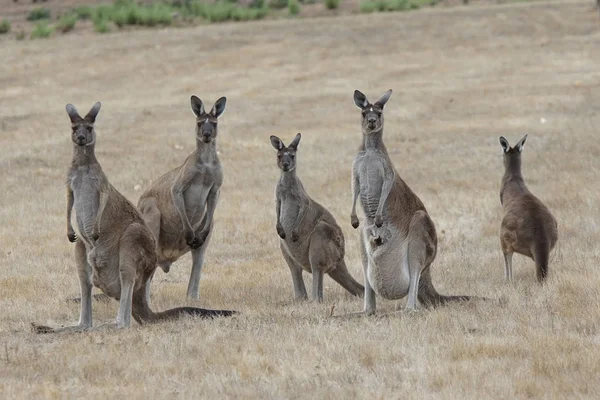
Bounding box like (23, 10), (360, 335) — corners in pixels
(355, 151), (389, 218)
(70, 166), (101, 240)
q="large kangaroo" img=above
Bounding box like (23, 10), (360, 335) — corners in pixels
(499, 135), (558, 283)
(33, 102), (235, 333)
(138, 95), (226, 301)
(350, 89), (470, 315)
(270, 133), (364, 302)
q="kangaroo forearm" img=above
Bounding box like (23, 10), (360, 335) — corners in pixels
(377, 176), (393, 214)
(351, 175), (360, 215)
(94, 189), (108, 232)
(66, 189), (75, 231)
(171, 190), (193, 231)
(293, 202), (308, 231)
(199, 190), (219, 232)
(276, 198), (282, 223)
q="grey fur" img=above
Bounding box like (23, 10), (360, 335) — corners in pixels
(138, 95), (227, 300)
(350, 89), (471, 315)
(271, 134), (364, 302)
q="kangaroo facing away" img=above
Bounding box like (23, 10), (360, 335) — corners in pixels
(138, 95), (226, 302)
(350, 89), (471, 315)
(32, 102), (235, 333)
(270, 133), (364, 302)
(499, 135), (558, 283)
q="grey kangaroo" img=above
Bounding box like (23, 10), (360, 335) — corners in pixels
(138, 95), (226, 301)
(32, 102), (235, 333)
(499, 135), (558, 283)
(271, 133), (364, 302)
(350, 89), (471, 315)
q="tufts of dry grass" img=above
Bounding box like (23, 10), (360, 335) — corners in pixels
(1, 1), (600, 398)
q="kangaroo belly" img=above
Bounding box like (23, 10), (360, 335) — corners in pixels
(279, 198), (300, 233)
(73, 184), (99, 241)
(364, 227), (410, 300)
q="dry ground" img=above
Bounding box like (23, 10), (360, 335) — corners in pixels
(1, 0), (600, 398)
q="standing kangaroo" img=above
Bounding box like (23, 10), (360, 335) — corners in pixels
(499, 135), (558, 283)
(138, 95), (226, 301)
(350, 89), (471, 315)
(33, 102), (235, 334)
(270, 133), (364, 302)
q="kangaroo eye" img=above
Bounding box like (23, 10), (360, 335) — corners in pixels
(290, 154), (295, 159)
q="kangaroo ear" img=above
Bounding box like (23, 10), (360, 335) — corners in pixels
(84, 102), (101, 123)
(515, 134), (528, 153)
(210, 96), (227, 118)
(289, 133), (301, 149)
(191, 95), (205, 117)
(499, 136), (510, 153)
(374, 89), (393, 108)
(354, 90), (369, 109)
(66, 104), (82, 123)
(270, 135), (284, 151)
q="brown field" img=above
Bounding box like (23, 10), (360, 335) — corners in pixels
(1, 1), (600, 398)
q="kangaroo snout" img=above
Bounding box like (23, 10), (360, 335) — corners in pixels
(201, 132), (212, 142)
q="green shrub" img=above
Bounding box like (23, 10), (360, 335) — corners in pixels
(385, 0), (412, 10)
(250, 0), (265, 7)
(74, 6), (94, 20)
(30, 21), (54, 39)
(324, 0), (340, 9)
(288, 0), (300, 15)
(93, 17), (111, 33)
(231, 6), (268, 20)
(57, 13), (77, 33)
(359, 0), (377, 12)
(181, 0), (207, 17)
(27, 8), (51, 21)
(204, 2), (235, 22)
(0, 19), (10, 34)
(94, 5), (114, 22)
(269, 0), (288, 9)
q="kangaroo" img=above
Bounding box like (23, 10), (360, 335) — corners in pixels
(32, 102), (235, 334)
(499, 135), (558, 283)
(350, 89), (471, 315)
(138, 95), (226, 302)
(270, 133), (364, 302)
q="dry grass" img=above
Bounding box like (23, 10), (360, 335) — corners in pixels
(1, 1), (600, 398)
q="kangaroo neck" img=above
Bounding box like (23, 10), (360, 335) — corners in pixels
(280, 168), (299, 187)
(363, 129), (385, 151)
(195, 140), (217, 163)
(72, 143), (99, 167)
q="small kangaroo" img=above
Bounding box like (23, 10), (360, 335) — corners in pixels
(270, 133), (364, 302)
(499, 135), (558, 283)
(32, 102), (235, 333)
(138, 95), (226, 301)
(350, 89), (471, 315)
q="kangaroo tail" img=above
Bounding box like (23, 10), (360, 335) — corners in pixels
(328, 260), (365, 298)
(132, 288), (236, 325)
(417, 266), (472, 307)
(533, 242), (550, 283)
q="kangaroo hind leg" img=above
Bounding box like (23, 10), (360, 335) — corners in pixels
(33, 241), (94, 334)
(405, 211), (436, 312)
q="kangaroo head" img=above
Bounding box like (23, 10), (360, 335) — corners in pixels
(270, 133), (301, 173)
(66, 102), (101, 147)
(190, 95), (227, 144)
(499, 134), (527, 169)
(353, 89), (392, 135)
